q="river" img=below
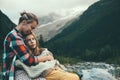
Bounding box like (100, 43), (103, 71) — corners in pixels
(66, 62), (120, 80)
(0, 62), (120, 80)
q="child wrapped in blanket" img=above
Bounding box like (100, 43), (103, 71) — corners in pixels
(15, 32), (80, 80)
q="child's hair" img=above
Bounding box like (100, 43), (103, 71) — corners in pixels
(18, 11), (38, 24)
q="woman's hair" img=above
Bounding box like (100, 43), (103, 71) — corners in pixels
(24, 32), (42, 56)
(18, 11), (38, 24)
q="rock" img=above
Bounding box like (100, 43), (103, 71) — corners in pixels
(82, 68), (116, 80)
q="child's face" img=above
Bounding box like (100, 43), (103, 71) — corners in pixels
(26, 34), (37, 49)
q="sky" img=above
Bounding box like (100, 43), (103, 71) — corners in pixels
(0, 0), (99, 24)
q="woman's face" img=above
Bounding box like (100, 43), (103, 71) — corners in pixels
(26, 34), (37, 49)
(22, 21), (37, 35)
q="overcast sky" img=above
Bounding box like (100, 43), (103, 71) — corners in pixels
(0, 0), (99, 24)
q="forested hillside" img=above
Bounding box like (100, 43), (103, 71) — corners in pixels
(0, 10), (16, 50)
(45, 0), (120, 63)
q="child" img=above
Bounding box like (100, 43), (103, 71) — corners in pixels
(15, 32), (80, 80)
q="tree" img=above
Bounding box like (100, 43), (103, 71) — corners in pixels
(39, 35), (44, 47)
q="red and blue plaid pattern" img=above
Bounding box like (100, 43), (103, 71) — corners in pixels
(2, 28), (38, 80)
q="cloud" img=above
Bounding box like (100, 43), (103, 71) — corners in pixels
(0, 0), (99, 24)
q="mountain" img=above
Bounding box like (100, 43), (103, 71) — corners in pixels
(0, 10), (16, 49)
(38, 12), (61, 25)
(45, 0), (120, 63)
(34, 8), (82, 41)
(34, 14), (80, 41)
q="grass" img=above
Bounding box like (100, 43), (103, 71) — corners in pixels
(54, 56), (82, 65)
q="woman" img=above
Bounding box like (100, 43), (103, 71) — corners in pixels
(2, 11), (46, 80)
(16, 32), (80, 80)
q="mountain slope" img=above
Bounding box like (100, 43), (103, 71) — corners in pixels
(45, 0), (120, 62)
(34, 14), (79, 41)
(34, 8), (81, 41)
(0, 10), (16, 49)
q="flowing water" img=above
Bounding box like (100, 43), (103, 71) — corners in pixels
(66, 62), (120, 80)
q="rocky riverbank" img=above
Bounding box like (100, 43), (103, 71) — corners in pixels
(0, 62), (120, 80)
(65, 62), (120, 80)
